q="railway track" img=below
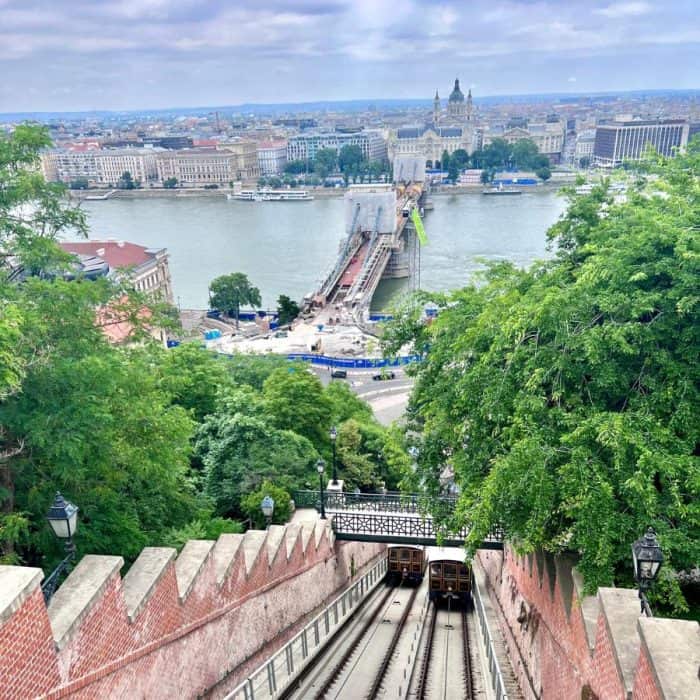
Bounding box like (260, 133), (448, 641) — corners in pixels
(285, 581), (425, 700)
(413, 602), (478, 699)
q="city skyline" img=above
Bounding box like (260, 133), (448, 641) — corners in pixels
(1, 0), (699, 113)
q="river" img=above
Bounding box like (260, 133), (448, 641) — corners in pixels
(78, 190), (567, 310)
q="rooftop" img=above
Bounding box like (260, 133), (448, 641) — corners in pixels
(60, 240), (163, 270)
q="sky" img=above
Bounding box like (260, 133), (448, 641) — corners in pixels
(1, 0), (698, 112)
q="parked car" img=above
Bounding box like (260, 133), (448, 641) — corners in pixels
(372, 371), (396, 381)
(274, 330), (288, 338)
(331, 369), (348, 379)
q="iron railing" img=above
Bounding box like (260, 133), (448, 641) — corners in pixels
(331, 512), (504, 549)
(224, 555), (388, 700)
(473, 572), (509, 700)
(292, 490), (457, 515)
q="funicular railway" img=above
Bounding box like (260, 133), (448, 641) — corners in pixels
(226, 493), (514, 700)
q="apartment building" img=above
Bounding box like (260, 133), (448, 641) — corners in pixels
(594, 119), (689, 166)
(286, 130), (387, 163)
(155, 141), (259, 185)
(257, 140), (288, 176)
(41, 148), (158, 185)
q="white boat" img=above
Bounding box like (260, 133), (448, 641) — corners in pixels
(258, 189), (314, 201)
(227, 190), (257, 201)
(227, 189), (314, 202)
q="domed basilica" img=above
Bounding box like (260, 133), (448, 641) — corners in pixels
(388, 78), (476, 169)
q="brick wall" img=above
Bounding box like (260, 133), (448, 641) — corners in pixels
(475, 547), (699, 700)
(0, 520), (384, 700)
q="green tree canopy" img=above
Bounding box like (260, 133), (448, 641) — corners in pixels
(388, 144), (700, 611)
(314, 148), (338, 178)
(338, 145), (364, 173)
(277, 294), (300, 325)
(241, 480), (293, 528)
(451, 149), (470, 170)
(209, 272), (261, 326)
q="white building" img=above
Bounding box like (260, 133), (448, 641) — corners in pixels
(257, 140), (288, 176)
(41, 148), (158, 185)
(286, 131), (387, 163)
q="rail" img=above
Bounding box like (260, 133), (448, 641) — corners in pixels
(472, 572), (509, 700)
(331, 512), (504, 550)
(286, 354), (422, 368)
(292, 490), (456, 514)
(224, 555), (388, 700)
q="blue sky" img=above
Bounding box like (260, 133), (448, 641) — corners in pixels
(1, 0), (698, 111)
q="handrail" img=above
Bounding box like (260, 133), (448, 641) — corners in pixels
(292, 490), (457, 514)
(472, 572), (510, 700)
(224, 555), (388, 700)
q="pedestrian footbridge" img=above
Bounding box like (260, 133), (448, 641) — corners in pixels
(292, 490), (504, 550)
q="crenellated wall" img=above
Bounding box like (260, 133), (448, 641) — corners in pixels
(0, 520), (385, 700)
(475, 547), (699, 700)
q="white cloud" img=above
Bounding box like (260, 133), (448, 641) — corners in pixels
(594, 2), (652, 18)
(568, 76), (577, 82)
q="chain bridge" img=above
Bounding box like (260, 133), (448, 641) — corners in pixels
(292, 490), (504, 550)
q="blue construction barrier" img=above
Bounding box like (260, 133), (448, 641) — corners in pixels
(286, 353), (422, 369)
(203, 329), (222, 340)
(368, 314), (394, 322)
(166, 339), (181, 348)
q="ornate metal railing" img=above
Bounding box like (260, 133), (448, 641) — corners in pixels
(292, 490), (457, 515)
(330, 512), (503, 550)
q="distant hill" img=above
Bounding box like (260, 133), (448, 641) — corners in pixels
(2, 89), (698, 123)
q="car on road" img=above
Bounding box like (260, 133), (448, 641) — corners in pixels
(372, 370), (396, 381)
(331, 369), (348, 379)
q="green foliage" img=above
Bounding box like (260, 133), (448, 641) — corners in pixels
(163, 177), (178, 189)
(277, 294), (300, 325)
(241, 480), (292, 528)
(198, 413), (317, 515)
(314, 148), (338, 178)
(284, 160), (308, 175)
(118, 171), (136, 189)
(389, 145), (700, 610)
(262, 368), (331, 446)
(225, 353), (292, 391)
(535, 166), (551, 181)
(451, 149), (470, 170)
(338, 145), (364, 173)
(440, 150), (450, 171)
(160, 515), (243, 551)
(209, 272), (261, 325)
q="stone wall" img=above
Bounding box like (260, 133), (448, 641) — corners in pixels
(475, 547), (699, 699)
(0, 520), (384, 700)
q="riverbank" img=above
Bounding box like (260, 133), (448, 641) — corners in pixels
(69, 178), (574, 201)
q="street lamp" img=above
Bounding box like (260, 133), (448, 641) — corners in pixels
(632, 527), (664, 617)
(42, 492), (79, 603)
(316, 459), (327, 520)
(261, 495), (275, 529)
(330, 426), (338, 485)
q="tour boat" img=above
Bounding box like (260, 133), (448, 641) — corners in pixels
(227, 190), (314, 202)
(482, 183), (522, 195)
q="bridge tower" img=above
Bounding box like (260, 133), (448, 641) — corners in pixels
(433, 89), (440, 126)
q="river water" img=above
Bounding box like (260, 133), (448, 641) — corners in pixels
(78, 190), (567, 310)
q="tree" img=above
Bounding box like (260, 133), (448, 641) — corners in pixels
(262, 368), (332, 447)
(511, 139), (540, 170)
(163, 177), (178, 189)
(314, 148), (338, 179)
(338, 145), (364, 173)
(451, 149), (470, 170)
(268, 176), (282, 189)
(209, 272), (261, 328)
(69, 178), (89, 190)
(277, 294), (300, 325)
(284, 160), (308, 175)
(241, 480), (292, 528)
(387, 144), (700, 612)
(535, 166), (552, 181)
(579, 157), (591, 169)
(447, 158), (460, 183)
(198, 413), (317, 516)
(441, 150), (451, 172)
(118, 171), (135, 190)
(480, 169), (494, 184)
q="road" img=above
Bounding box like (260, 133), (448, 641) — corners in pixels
(309, 365), (413, 425)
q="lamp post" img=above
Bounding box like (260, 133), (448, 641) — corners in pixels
(41, 492), (79, 603)
(316, 459), (327, 520)
(330, 426), (338, 485)
(261, 495), (275, 529)
(632, 527), (664, 617)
